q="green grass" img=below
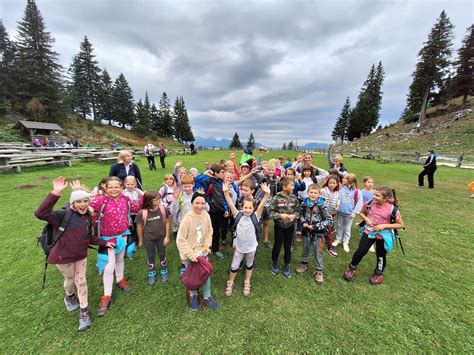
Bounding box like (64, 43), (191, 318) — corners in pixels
(0, 150), (473, 352)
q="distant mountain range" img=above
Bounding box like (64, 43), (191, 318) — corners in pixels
(194, 136), (328, 149)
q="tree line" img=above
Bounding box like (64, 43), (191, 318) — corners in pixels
(0, 0), (194, 143)
(229, 132), (256, 150)
(332, 11), (472, 143)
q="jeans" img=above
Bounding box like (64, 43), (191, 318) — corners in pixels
(301, 234), (324, 271)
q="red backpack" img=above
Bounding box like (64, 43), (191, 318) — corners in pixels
(181, 257), (213, 291)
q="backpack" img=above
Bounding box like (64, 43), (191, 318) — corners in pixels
(353, 188), (359, 205)
(141, 205), (167, 226)
(231, 212), (261, 242)
(181, 257), (213, 291)
(146, 146), (154, 156)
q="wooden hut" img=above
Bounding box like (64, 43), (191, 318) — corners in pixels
(14, 120), (63, 142)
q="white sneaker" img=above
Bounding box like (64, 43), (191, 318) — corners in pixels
(369, 245), (375, 253)
(343, 243), (350, 253)
(332, 240), (340, 247)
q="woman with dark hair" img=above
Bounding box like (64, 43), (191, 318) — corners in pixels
(109, 150), (143, 189)
(418, 150), (437, 189)
(158, 143), (167, 169)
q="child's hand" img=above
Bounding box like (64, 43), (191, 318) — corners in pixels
(105, 241), (116, 248)
(222, 183), (230, 193)
(189, 254), (198, 262)
(374, 224), (387, 231)
(52, 176), (68, 194)
(197, 188), (205, 194)
(163, 237), (170, 247)
(260, 182), (270, 195)
(224, 211), (230, 218)
(229, 153), (235, 160)
(366, 219), (375, 228)
(175, 161), (182, 167)
(69, 179), (85, 191)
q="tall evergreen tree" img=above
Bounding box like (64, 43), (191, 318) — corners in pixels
(288, 140), (294, 150)
(281, 142), (287, 150)
(149, 103), (159, 133)
(157, 92), (173, 137)
(144, 92), (151, 121)
(96, 69), (114, 124)
(0, 21), (18, 115)
(453, 25), (474, 105)
(68, 36), (101, 120)
(15, 0), (63, 120)
(229, 132), (243, 149)
(332, 97), (351, 143)
(405, 11), (454, 122)
(246, 133), (256, 150)
(112, 73), (134, 128)
(135, 98), (151, 133)
(173, 96), (194, 143)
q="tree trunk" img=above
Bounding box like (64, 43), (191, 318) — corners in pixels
(462, 94), (467, 106)
(418, 88), (430, 124)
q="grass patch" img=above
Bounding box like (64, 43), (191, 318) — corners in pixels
(0, 150), (473, 352)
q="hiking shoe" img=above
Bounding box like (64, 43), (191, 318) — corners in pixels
(160, 269), (168, 282)
(369, 272), (384, 285)
(213, 251), (224, 259)
(343, 264), (357, 281)
(147, 271), (157, 286)
(116, 278), (131, 292)
(203, 297), (219, 310)
(189, 295), (199, 311)
(296, 263), (308, 274)
(343, 243), (350, 253)
(97, 295), (113, 317)
(78, 310), (91, 331)
(271, 264), (280, 275)
(369, 245), (375, 253)
(328, 248), (338, 257)
(243, 281), (251, 297)
(332, 239), (340, 247)
(64, 294), (80, 312)
(263, 240), (272, 249)
(180, 266), (186, 278)
(282, 265), (292, 279)
(314, 271), (324, 284)
(225, 281), (235, 297)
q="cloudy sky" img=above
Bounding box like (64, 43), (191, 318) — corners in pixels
(1, 0), (472, 146)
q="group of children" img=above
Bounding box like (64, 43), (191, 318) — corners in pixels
(34, 148), (404, 331)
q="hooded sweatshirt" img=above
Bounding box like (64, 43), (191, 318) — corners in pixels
(176, 210), (213, 261)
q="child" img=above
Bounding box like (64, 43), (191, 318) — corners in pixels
(268, 176), (300, 278)
(35, 177), (114, 331)
(362, 176), (375, 203)
(332, 173), (363, 253)
(220, 171), (240, 251)
(327, 144), (348, 177)
(298, 165), (318, 201)
(343, 187), (404, 285)
(237, 179), (260, 209)
(173, 161), (187, 190)
(189, 167), (199, 179)
(90, 177), (110, 197)
(90, 177), (142, 317)
(176, 192), (218, 311)
(159, 174), (180, 237)
(122, 176), (143, 251)
(194, 164), (228, 259)
(136, 191), (170, 285)
(296, 184), (333, 283)
(223, 182), (270, 296)
(285, 167), (306, 242)
(320, 175), (340, 257)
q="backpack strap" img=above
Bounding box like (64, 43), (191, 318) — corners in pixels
(250, 213), (261, 241)
(142, 207), (167, 227)
(353, 188), (359, 206)
(142, 209), (148, 227)
(96, 198), (109, 239)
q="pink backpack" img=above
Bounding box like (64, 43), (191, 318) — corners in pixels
(141, 205), (167, 226)
(181, 257), (214, 291)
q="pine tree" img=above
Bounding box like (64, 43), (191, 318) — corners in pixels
(96, 69), (114, 124)
(288, 141), (294, 150)
(173, 96), (184, 141)
(178, 97), (194, 143)
(15, 0), (63, 120)
(68, 36), (101, 120)
(405, 11), (454, 123)
(135, 98), (151, 134)
(332, 97), (351, 143)
(246, 133), (256, 150)
(282, 142), (287, 150)
(112, 73), (134, 128)
(0, 21), (17, 115)
(229, 132), (243, 149)
(453, 25), (474, 105)
(150, 103), (159, 133)
(144, 92), (151, 121)
(157, 92), (173, 137)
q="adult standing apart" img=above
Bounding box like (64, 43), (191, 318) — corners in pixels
(418, 150), (437, 189)
(109, 150), (143, 190)
(144, 141), (156, 171)
(189, 142), (196, 155)
(327, 144), (348, 177)
(158, 142), (167, 169)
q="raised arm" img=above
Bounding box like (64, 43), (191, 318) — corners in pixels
(223, 183), (238, 217)
(255, 182), (270, 218)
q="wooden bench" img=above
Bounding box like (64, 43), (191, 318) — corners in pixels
(98, 157), (117, 162)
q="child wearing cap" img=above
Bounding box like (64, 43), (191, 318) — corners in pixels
(34, 177), (115, 332)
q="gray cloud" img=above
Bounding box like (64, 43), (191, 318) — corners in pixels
(1, 0), (472, 146)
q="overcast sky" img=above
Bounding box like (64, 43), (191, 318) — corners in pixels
(1, 0), (472, 146)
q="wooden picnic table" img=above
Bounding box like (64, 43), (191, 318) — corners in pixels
(0, 152), (73, 172)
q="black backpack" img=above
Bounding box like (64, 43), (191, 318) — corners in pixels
(231, 212), (261, 242)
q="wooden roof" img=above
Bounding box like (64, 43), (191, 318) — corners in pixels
(15, 120), (63, 131)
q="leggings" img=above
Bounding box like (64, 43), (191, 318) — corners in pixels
(103, 236), (127, 296)
(159, 156), (166, 168)
(272, 224), (295, 265)
(351, 234), (387, 273)
(230, 249), (256, 272)
(144, 237), (167, 273)
(56, 258), (88, 308)
(220, 215), (235, 243)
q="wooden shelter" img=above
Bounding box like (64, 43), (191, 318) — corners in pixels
(14, 120), (63, 141)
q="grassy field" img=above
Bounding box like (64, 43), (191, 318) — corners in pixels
(0, 150), (473, 353)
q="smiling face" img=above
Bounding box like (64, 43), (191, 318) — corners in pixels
(106, 180), (123, 199)
(242, 199), (255, 216)
(364, 178), (374, 190)
(304, 154), (312, 165)
(265, 165), (275, 177)
(373, 190), (387, 205)
(302, 169), (312, 177)
(192, 196), (206, 214)
(165, 177), (174, 186)
(240, 165), (250, 175)
(71, 198), (90, 214)
(224, 172), (234, 184)
(308, 188), (320, 202)
(283, 182), (294, 193)
(342, 176), (348, 186)
(125, 180), (136, 192)
(240, 185), (253, 197)
(123, 153), (133, 164)
(182, 183), (194, 194)
(327, 178), (338, 192)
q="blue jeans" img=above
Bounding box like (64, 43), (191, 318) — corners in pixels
(185, 259), (211, 299)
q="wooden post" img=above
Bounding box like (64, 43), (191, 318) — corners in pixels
(457, 152), (464, 168)
(415, 151), (420, 161)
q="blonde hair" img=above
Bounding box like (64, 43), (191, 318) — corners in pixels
(345, 173), (358, 189)
(123, 176), (137, 186)
(117, 150), (132, 164)
(163, 174), (175, 184)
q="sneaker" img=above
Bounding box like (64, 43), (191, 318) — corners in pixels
(213, 251), (224, 259)
(343, 264), (357, 281)
(282, 265), (292, 279)
(189, 294), (199, 311)
(78, 310), (91, 331)
(180, 266), (186, 278)
(263, 240), (272, 249)
(295, 235), (303, 243)
(203, 296), (219, 310)
(328, 248), (338, 257)
(271, 264), (280, 275)
(225, 281), (235, 297)
(147, 271), (157, 286)
(219, 241), (226, 251)
(314, 271), (324, 284)
(369, 245), (375, 253)
(296, 263), (308, 274)
(369, 272), (384, 285)
(343, 243), (350, 253)
(97, 295), (113, 317)
(160, 269), (168, 282)
(332, 239), (340, 247)
(243, 281), (251, 297)
(64, 294), (80, 312)
(116, 278), (131, 292)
